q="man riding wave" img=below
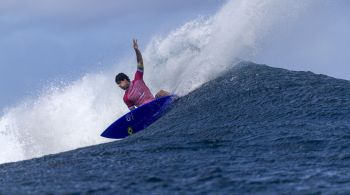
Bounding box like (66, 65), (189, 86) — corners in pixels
(115, 39), (169, 110)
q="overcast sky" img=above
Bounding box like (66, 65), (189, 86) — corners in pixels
(0, 0), (226, 109)
(255, 0), (350, 78)
(0, 0), (349, 110)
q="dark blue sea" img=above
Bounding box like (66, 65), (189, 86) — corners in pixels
(1, 62), (350, 194)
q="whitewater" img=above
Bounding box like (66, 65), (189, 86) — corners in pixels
(0, 0), (312, 164)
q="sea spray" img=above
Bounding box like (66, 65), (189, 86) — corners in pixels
(0, 0), (311, 164)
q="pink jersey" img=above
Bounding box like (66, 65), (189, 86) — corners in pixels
(123, 70), (155, 109)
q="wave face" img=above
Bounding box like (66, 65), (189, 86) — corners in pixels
(1, 62), (350, 194)
(0, 0), (311, 164)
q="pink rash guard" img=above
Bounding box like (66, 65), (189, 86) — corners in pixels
(123, 70), (155, 109)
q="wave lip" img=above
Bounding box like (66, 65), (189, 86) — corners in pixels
(1, 62), (350, 194)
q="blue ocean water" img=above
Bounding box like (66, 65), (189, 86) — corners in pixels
(1, 62), (350, 194)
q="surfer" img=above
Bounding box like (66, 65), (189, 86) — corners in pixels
(115, 39), (169, 110)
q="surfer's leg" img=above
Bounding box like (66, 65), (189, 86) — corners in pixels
(155, 90), (170, 98)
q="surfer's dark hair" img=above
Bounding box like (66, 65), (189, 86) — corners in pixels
(115, 73), (130, 83)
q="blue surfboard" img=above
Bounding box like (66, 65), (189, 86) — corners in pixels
(101, 95), (177, 139)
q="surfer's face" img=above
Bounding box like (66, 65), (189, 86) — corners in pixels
(117, 79), (130, 90)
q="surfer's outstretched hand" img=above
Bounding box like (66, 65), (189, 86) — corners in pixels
(133, 39), (139, 50)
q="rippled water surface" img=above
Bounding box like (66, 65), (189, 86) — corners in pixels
(1, 62), (350, 194)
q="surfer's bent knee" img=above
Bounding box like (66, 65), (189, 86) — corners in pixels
(155, 90), (170, 98)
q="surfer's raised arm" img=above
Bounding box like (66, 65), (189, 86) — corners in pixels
(133, 39), (144, 72)
(114, 39), (170, 113)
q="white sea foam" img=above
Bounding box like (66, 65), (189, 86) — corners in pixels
(0, 0), (311, 164)
(145, 0), (311, 95)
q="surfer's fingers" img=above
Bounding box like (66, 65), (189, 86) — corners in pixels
(132, 39), (137, 48)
